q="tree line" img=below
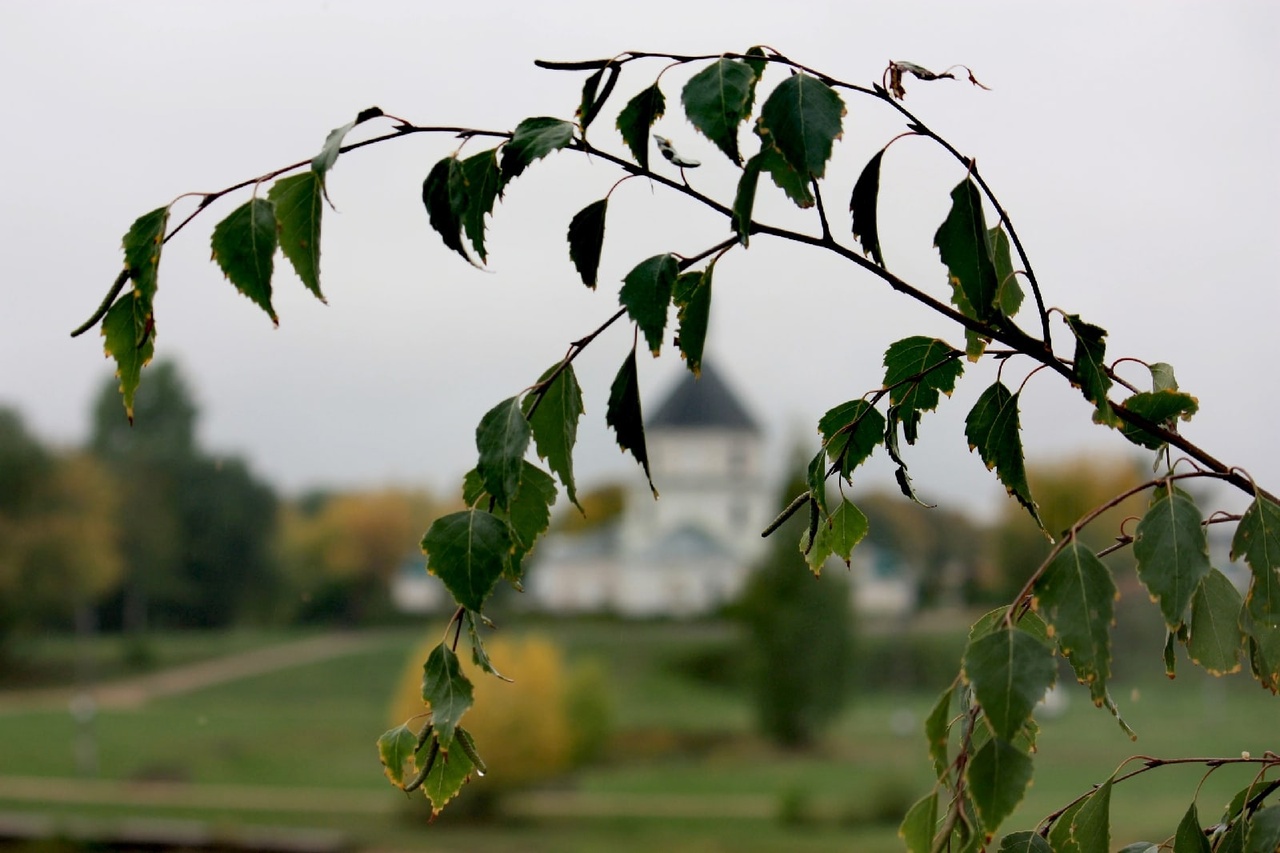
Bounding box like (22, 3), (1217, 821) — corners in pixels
(3, 357), (1148, 663)
(0, 360), (443, 663)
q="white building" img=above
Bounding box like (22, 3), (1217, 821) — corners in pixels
(529, 363), (772, 617)
(394, 363), (919, 619)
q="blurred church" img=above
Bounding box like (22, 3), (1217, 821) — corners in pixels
(394, 363), (917, 618)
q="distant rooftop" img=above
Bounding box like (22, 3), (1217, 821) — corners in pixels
(648, 362), (760, 433)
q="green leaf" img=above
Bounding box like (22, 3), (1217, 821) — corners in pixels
(754, 130), (814, 207)
(422, 156), (475, 267)
(732, 154), (763, 246)
(101, 291), (155, 422)
(850, 149), (886, 267)
(965, 382), (1041, 527)
(122, 206), (170, 302)
(616, 84), (666, 171)
(818, 400), (885, 480)
(1032, 541), (1116, 706)
(1063, 314), (1116, 425)
(998, 831), (1052, 853)
(501, 117), (575, 184)
(420, 643), (473, 747)
(883, 336), (963, 414)
(806, 450), (829, 516)
(607, 346), (656, 497)
(969, 606), (1051, 645)
(465, 610), (511, 682)
(1217, 821), (1247, 853)
(1164, 628), (1179, 678)
(1173, 801), (1212, 853)
(461, 467), (486, 507)
(311, 106), (382, 201)
(475, 396), (531, 512)
(507, 461), (557, 558)
(966, 737), (1033, 833)
(935, 180), (998, 322)
(800, 502), (835, 575)
(673, 267), (712, 376)
(451, 149), (502, 262)
(1246, 805), (1280, 853)
(377, 724), (418, 789)
(1069, 777), (1112, 853)
(422, 509), (513, 612)
(1231, 496), (1280, 610)
(884, 407), (931, 507)
(421, 739), (476, 817)
(681, 58), (758, 165)
(1117, 844), (1158, 853)
(988, 226), (1024, 318)
(1223, 783), (1253, 823)
(209, 198), (278, 323)
(1134, 489), (1212, 629)
(1234, 496), (1280, 688)
(898, 791), (937, 853)
(756, 73), (845, 178)
(267, 172), (324, 300)
(963, 627), (1057, 741)
(1149, 362), (1179, 392)
(949, 276), (989, 361)
(1118, 390), (1199, 450)
(826, 499), (869, 566)
(576, 64), (619, 133)
(924, 685), (953, 778)
(567, 198), (608, 288)
(524, 363), (584, 510)
(619, 253), (679, 355)
(1049, 799), (1086, 853)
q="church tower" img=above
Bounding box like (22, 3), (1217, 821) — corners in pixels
(619, 363), (771, 571)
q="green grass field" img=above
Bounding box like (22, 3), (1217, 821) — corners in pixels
(0, 620), (1274, 852)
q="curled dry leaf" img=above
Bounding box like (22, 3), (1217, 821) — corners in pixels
(885, 61), (990, 100)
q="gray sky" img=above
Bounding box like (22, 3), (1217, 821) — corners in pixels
(3, 2), (1277, 520)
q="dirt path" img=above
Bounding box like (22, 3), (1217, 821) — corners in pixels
(0, 632), (383, 712)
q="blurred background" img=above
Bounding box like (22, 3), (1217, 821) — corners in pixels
(2, 2), (1278, 851)
(0, 357), (1272, 852)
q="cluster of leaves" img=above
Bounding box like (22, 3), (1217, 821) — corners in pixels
(911, 474), (1280, 850)
(78, 46), (1279, 840)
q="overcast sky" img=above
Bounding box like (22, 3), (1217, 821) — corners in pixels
(3, 2), (1277, 520)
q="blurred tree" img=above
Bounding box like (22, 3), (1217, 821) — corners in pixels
(983, 454), (1147, 602)
(89, 361), (279, 630)
(857, 490), (986, 607)
(0, 410), (123, 651)
(0, 407), (53, 517)
(550, 482), (625, 534)
(279, 488), (436, 624)
(733, 469), (856, 748)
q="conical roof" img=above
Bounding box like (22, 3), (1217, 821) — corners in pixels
(647, 363), (760, 433)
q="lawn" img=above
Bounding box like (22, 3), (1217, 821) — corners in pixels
(0, 619), (1274, 852)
